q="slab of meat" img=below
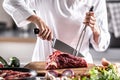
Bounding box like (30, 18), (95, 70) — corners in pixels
(46, 51), (88, 70)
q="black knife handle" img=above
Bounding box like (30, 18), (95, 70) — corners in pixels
(89, 6), (94, 11)
(34, 28), (40, 34)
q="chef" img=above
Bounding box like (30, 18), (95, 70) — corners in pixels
(3, 0), (110, 63)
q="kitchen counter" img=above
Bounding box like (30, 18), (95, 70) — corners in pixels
(0, 37), (36, 43)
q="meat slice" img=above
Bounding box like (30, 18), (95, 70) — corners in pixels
(46, 51), (88, 70)
(0, 70), (31, 79)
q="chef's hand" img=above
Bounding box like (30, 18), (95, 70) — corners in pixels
(101, 58), (111, 66)
(83, 12), (100, 44)
(27, 15), (53, 41)
(83, 12), (96, 29)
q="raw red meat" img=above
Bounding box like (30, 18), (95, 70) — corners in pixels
(46, 51), (88, 70)
(0, 70), (31, 79)
(0, 63), (4, 68)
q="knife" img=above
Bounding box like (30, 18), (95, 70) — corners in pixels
(33, 28), (84, 57)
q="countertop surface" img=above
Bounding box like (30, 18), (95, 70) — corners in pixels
(0, 37), (36, 43)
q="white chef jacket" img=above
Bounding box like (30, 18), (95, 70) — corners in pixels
(3, 0), (110, 63)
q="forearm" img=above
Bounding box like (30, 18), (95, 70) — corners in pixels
(91, 24), (100, 44)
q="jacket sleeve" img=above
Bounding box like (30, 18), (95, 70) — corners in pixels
(90, 0), (110, 51)
(3, 0), (35, 27)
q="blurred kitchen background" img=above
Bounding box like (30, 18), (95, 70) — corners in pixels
(0, 0), (120, 65)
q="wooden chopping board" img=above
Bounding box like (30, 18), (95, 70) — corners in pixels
(24, 61), (95, 76)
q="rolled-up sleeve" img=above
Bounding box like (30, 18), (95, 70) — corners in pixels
(90, 0), (110, 51)
(3, 0), (34, 27)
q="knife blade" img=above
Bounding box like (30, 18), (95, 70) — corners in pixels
(33, 28), (84, 57)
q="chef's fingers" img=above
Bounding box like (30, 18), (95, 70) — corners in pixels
(45, 32), (51, 41)
(47, 29), (53, 41)
(39, 27), (48, 40)
(84, 12), (95, 22)
(36, 20), (50, 40)
(86, 12), (94, 16)
(83, 12), (96, 28)
(101, 58), (111, 66)
(37, 21), (45, 34)
(42, 28), (52, 41)
(47, 31), (53, 41)
(90, 16), (96, 25)
(83, 18), (96, 27)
